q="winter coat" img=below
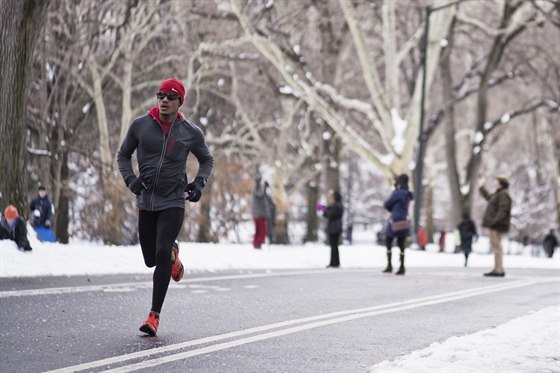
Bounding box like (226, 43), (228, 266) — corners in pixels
(384, 188), (414, 238)
(117, 108), (214, 211)
(0, 217), (32, 251)
(29, 195), (53, 227)
(323, 201), (344, 235)
(480, 186), (512, 232)
(543, 233), (558, 251)
(457, 219), (477, 252)
(252, 179), (270, 219)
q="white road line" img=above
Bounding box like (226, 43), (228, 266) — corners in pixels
(44, 280), (536, 373)
(0, 269), (348, 298)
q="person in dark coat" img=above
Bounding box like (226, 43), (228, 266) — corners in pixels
(318, 190), (344, 268)
(457, 212), (478, 267)
(252, 177), (270, 249)
(543, 230), (558, 259)
(383, 174), (414, 275)
(478, 175), (512, 277)
(29, 186), (53, 228)
(1, 205), (32, 251)
(117, 78), (214, 336)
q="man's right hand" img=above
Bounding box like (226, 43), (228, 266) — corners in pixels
(128, 177), (147, 196)
(477, 176), (485, 186)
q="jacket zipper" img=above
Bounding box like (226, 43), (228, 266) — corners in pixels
(149, 118), (177, 210)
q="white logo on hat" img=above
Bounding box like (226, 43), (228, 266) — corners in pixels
(172, 88), (179, 93)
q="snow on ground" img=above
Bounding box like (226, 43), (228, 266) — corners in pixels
(0, 227), (558, 277)
(1, 228), (558, 372)
(370, 306), (560, 373)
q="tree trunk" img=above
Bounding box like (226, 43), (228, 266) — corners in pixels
(56, 152), (70, 243)
(464, 1), (526, 210)
(304, 176), (320, 243)
(0, 0), (50, 214)
(536, 110), (560, 230)
(324, 134), (341, 193)
(440, 17), (462, 224)
(425, 180), (435, 244)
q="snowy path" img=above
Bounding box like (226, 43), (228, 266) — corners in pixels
(1, 268), (558, 372)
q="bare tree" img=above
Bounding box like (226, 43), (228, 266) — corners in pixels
(435, 0), (558, 227)
(0, 0), (50, 214)
(228, 0), (457, 179)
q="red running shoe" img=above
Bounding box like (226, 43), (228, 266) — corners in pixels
(139, 311), (159, 336)
(171, 241), (184, 282)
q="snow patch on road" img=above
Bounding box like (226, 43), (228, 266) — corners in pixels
(370, 306), (560, 373)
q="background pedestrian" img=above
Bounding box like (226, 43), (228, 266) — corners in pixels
(383, 174), (413, 275)
(543, 230), (558, 258)
(478, 175), (512, 277)
(318, 189), (344, 268)
(1, 205), (32, 251)
(29, 186), (53, 228)
(457, 212), (478, 266)
(252, 177), (270, 249)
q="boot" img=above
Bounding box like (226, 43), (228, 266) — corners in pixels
(395, 252), (405, 275)
(382, 251), (393, 273)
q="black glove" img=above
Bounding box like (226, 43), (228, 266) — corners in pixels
(186, 177), (205, 202)
(128, 177), (147, 196)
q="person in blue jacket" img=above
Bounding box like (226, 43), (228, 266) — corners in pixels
(29, 186), (53, 228)
(383, 174), (414, 275)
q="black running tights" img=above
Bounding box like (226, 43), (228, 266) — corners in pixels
(139, 208), (184, 313)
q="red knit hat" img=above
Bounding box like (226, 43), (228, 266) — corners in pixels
(158, 78), (186, 104)
(4, 205), (18, 220)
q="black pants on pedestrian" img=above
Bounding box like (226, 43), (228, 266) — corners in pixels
(138, 208), (184, 314)
(329, 233), (341, 267)
(386, 236), (405, 253)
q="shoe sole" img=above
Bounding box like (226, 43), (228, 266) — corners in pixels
(139, 324), (156, 336)
(171, 244), (184, 282)
(172, 263), (184, 282)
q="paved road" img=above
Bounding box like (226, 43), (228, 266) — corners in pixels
(1, 267), (558, 372)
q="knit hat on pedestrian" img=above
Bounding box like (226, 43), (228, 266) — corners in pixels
(4, 205), (18, 220)
(158, 78), (186, 105)
(496, 175), (509, 189)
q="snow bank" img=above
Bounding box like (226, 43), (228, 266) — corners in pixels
(370, 306), (560, 373)
(1, 234), (558, 278)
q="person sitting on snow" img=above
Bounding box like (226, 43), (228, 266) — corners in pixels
(1, 205), (33, 251)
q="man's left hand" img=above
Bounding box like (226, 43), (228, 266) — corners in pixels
(186, 178), (205, 202)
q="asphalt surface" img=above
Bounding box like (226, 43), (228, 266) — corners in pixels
(0, 267), (558, 373)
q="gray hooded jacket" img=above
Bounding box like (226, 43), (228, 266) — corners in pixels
(252, 178), (270, 219)
(117, 110), (214, 211)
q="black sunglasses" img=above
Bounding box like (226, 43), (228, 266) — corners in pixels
(157, 92), (180, 101)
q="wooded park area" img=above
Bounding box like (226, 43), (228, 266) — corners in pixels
(1, 0), (558, 245)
